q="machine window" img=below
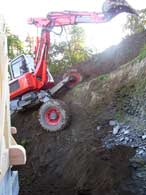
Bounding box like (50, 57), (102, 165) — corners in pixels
(11, 56), (28, 78)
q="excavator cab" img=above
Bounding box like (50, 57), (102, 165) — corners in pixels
(9, 54), (35, 80)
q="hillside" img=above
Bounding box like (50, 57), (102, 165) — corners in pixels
(76, 30), (146, 78)
(12, 30), (146, 195)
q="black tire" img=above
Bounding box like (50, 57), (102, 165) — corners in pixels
(38, 99), (70, 132)
(63, 69), (82, 89)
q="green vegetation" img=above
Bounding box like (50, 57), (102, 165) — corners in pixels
(115, 73), (146, 120)
(72, 83), (83, 97)
(25, 34), (34, 55)
(96, 74), (109, 81)
(6, 25), (93, 73)
(124, 9), (146, 35)
(6, 28), (25, 59)
(137, 44), (146, 62)
(49, 25), (93, 75)
(25, 176), (31, 185)
(114, 111), (125, 121)
(20, 139), (30, 147)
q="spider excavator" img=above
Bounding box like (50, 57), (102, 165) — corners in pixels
(9, 0), (137, 132)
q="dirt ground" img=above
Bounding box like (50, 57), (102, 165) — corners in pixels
(12, 30), (146, 195)
(12, 104), (135, 195)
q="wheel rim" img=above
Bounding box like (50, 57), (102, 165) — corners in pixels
(45, 107), (61, 126)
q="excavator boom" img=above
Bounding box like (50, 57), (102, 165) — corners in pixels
(28, 0), (137, 28)
(28, 11), (106, 28)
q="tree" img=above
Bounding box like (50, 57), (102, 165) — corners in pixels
(25, 34), (35, 55)
(124, 9), (146, 35)
(49, 25), (93, 74)
(6, 28), (24, 59)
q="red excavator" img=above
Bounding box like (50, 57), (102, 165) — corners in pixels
(9, 0), (137, 132)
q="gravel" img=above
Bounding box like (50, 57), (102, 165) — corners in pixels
(101, 119), (146, 195)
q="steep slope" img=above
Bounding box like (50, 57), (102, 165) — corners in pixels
(12, 30), (146, 195)
(76, 30), (146, 78)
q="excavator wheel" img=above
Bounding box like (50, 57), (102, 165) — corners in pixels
(102, 0), (137, 20)
(38, 99), (70, 132)
(63, 69), (82, 89)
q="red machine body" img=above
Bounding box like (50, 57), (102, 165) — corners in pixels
(9, 27), (53, 99)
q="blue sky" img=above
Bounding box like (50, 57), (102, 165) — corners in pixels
(1, 0), (146, 50)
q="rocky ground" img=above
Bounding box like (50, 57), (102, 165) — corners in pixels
(102, 118), (146, 195)
(12, 30), (146, 195)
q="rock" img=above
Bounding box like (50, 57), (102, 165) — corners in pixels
(131, 144), (139, 148)
(130, 157), (145, 167)
(139, 146), (146, 150)
(109, 120), (117, 126)
(142, 134), (146, 140)
(137, 132), (143, 138)
(113, 125), (120, 135)
(120, 137), (124, 142)
(136, 172), (143, 178)
(124, 130), (130, 135)
(141, 155), (146, 163)
(96, 126), (101, 131)
(137, 150), (145, 156)
(125, 125), (130, 129)
(136, 170), (146, 178)
(129, 138), (133, 143)
(125, 137), (130, 142)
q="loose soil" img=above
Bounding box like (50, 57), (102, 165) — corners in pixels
(12, 30), (146, 195)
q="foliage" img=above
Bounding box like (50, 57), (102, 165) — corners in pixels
(20, 139), (30, 147)
(49, 25), (93, 75)
(114, 111), (124, 121)
(137, 44), (146, 62)
(25, 34), (35, 55)
(6, 25), (93, 74)
(124, 9), (146, 35)
(6, 28), (25, 59)
(97, 74), (109, 81)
